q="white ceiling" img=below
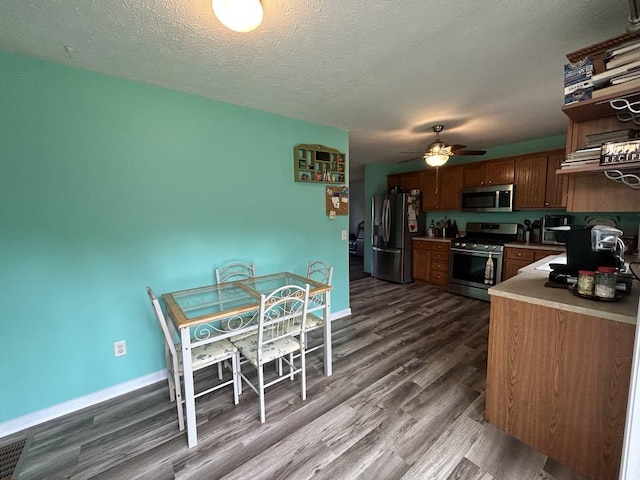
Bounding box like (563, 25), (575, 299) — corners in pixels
(0, 1), (631, 180)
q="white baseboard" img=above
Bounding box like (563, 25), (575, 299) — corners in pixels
(0, 310), (352, 439)
(331, 308), (351, 319)
(0, 371), (166, 439)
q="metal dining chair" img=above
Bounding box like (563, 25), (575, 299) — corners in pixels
(231, 284), (310, 423)
(277, 260), (333, 378)
(304, 260), (333, 355)
(215, 262), (256, 284)
(145, 286), (240, 432)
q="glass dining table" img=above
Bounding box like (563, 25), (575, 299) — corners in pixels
(161, 271), (332, 448)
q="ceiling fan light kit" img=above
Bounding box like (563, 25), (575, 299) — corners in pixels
(425, 124), (450, 167)
(424, 153), (449, 167)
(421, 124), (486, 167)
(212, 0), (263, 32)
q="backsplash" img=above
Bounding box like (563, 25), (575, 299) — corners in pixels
(421, 210), (640, 238)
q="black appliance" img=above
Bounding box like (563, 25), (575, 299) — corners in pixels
(448, 222), (520, 301)
(460, 184), (514, 213)
(549, 226), (624, 278)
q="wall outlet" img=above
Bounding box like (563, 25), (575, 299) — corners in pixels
(341, 230), (347, 240)
(114, 340), (127, 357)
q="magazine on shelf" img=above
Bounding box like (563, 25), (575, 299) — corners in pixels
(606, 48), (640, 70)
(611, 69), (640, 84)
(564, 57), (593, 86)
(591, 59), (640, 87)
(600, 140), (640, 166)
(592, 77), (640, 98)
(606, 39), (640, 59)
(585, 129), (639, 148)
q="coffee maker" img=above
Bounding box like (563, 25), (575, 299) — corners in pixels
(549, 225), (625, 278)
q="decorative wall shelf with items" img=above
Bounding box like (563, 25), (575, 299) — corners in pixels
(294, 144), (346, 184)
(558, 31), (640, 210)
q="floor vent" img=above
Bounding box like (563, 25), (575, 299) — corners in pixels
(0, 439), (26, 479)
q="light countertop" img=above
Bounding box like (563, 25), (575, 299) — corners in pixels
(489, 255), (639, 325)
(504, 242), (566, 252)
(413, 236), (452, 243)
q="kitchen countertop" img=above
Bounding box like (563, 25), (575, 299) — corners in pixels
(413, 236), (452, 243)
(504, 242), (565, 252)
(489, 255), (639, 325)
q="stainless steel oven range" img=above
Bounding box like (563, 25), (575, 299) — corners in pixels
(448, 222), (520, 301)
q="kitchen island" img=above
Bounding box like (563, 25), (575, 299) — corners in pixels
(486, 258), (639, 480)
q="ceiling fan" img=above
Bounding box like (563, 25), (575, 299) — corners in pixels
(401, 124), (487, 166)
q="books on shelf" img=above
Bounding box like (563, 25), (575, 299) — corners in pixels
(560, 159), (601, 169)
(566, 147), (601, 160)
(606, 48), (640, 70)
(592, 59), (640, 88)
(560, 147), (602, 170)
(592, 77), (640, 98)
(611, 69), (640, 84)
(601, 140), (640, 166)
(585, 129), (639, 148)
(606, 39), (640, 59)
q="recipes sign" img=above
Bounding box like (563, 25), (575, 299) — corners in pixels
(601, 140), (640, 166)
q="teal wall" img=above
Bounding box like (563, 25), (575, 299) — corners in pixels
(0, 52), (349, 423)
(363, 135), (640, 272)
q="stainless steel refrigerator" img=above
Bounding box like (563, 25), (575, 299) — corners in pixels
(371, 193), (424, 284)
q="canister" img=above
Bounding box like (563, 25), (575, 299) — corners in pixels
(594, 266), (616, 299)
(577, 270), (595, 296)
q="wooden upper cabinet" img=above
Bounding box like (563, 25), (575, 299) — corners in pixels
(387, 171), (423, 193)
(462, 162), (485, 187)
(514, 155), (548, 209)
(403, 171), (423, 192)
(485, 158), (515, 185)
(514, 149), (566, 209)
(419, 165), (461, 211)
(421, 169), (439, 211)
(544, 151), (568, 208)
(463, 158), (515, 187)
(439, 165), (462, 210)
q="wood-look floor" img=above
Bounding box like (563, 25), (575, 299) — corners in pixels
(5, 278), (588, 480)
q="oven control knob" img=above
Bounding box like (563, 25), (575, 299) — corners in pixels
(472, 243), (478, 249)
(490, 245), (497, 251)
(483, 245), (489, 250)
(460, 243), (466, 248)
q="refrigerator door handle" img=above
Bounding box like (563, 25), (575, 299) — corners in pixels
(382, 198), (390, 244)
(373, 246), (400, 254)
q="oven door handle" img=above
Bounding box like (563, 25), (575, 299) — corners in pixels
(450, 249), (502, 258)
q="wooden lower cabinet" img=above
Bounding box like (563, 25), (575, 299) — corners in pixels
(503, 246), (562, 280)
(413, 240), (449, 285)
(486, 296), (634, 480)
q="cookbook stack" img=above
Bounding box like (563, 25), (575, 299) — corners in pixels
(592, 38), (640, 98)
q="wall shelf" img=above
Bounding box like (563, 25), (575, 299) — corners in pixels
(556, 162), (640, 175)
(562, 89), (640, 122)
(294, 144), (346, 184)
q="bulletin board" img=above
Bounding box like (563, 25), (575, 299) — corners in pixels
(326, 186), (349, 218)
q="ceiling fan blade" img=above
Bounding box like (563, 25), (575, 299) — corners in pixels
(398, 156), (421, 163)
(449, 144), (467, 151)
(452, 149), (487, 156)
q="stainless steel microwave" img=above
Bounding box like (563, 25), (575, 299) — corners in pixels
(460, 184), (514, 212)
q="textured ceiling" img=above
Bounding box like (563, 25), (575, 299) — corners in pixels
(0, 0), (631, 180)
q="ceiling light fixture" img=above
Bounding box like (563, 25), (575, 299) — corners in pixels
(424, 125), (451, 167)
(212, 0), (263, 33)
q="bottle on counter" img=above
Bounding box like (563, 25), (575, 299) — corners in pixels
(428, 220), (435, 238)
(484, 252), (494, 285)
